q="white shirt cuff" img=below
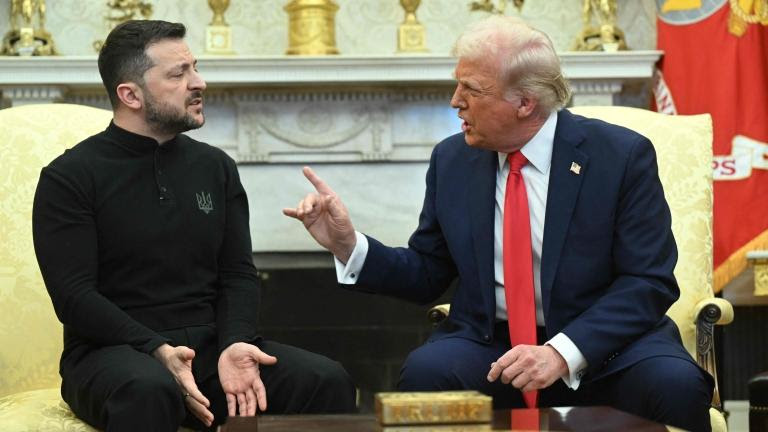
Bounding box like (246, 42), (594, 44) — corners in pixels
(334, 231), (368, 284)
(546, 332), (588, 390)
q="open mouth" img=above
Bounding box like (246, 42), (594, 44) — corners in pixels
(458, 114), (470, 131)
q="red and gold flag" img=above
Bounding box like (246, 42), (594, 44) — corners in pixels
(654, 0), (768, 292)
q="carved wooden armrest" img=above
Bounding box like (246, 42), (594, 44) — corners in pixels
(693, 297), (734, 411)
(694, 297), (734, 327)
(427, 303), (450, 325)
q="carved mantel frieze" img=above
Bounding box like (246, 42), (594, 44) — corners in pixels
(1, 85), (64, 106)
(233, 88), (454, 163)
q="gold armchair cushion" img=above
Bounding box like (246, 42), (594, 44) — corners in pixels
(0, 389), (97, 432)
(0, 104), (113, 430)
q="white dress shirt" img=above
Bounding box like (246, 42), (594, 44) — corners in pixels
(336, 111), (587, 389)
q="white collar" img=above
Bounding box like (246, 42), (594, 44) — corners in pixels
(497, 110), (557, 175)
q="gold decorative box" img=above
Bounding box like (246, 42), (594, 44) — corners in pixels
(375, 391), (492, 426)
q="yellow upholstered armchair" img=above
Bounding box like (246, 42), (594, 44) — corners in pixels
(428, 106), (734, 432)
(0, 104), (111, 431)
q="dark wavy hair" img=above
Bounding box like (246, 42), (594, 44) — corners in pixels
(98, 20), (186, 108)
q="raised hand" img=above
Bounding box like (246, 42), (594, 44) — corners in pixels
(152, 344), (214, 427)
(218, 342), (278, 416)
(282, 166), (357, 262)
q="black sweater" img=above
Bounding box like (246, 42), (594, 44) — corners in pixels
(32, 122), (260, 358)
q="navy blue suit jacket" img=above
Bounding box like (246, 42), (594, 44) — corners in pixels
(355, 109), (696, 382)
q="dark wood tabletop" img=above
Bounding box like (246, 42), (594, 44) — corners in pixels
(219, 406), (668, 431)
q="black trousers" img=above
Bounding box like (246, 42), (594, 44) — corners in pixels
(399, 322), (713, 432)
(60, 325), (356, 432)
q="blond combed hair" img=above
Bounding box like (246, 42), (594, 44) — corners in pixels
(452, 16), (571, 116)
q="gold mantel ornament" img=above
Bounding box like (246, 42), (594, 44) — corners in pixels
(284, 0), (339, 55)
(2, 0), (57, 56)
(573, 0), (628, 52)
(468, 0), (525, 15)
(206, 0), (235, 54)
(397, 0), (428, 53)
(93, 0), (153, 52)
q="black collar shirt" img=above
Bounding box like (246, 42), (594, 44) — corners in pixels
(33, 122), (260, 358)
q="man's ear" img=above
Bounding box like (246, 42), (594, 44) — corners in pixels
(516, 95), (538, 119)
(115, 83), (143, 110)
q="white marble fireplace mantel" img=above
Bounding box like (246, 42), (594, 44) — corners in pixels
(0, 51), (659, 99)
(0, 52), (662, 260)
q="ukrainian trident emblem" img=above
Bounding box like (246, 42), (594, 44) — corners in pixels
(196, 191), (213, 214)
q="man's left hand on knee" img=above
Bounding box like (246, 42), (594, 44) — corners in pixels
(218, 342), (278, 416)
(487, 345), (568, 392)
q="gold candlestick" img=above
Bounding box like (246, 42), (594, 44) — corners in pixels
(397, 0), (428, 53)
(206, 0), (235, 54)
(2, 0), (57, 56)
(284, 0), (339, 55)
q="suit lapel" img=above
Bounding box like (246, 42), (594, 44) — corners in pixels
(541, 110), (588, 317)
(468, 148), (498, 306)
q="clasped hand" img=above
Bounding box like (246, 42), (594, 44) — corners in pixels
(487, 344), (568, 393)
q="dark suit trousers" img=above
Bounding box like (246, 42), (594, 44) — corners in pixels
(398, 322), (713, 432)
(60, 325), (356, 432)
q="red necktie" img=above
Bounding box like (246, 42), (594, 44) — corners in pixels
(503, 151), (538, 410)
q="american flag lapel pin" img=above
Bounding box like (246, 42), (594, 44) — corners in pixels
(570, 162), (581, 175)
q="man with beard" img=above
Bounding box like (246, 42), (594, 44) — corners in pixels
(32, 20), (355, 432)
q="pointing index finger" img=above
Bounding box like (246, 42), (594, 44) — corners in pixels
(303, 166), (335, 195)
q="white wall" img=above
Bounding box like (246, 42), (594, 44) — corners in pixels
(0, 0), (657, 56)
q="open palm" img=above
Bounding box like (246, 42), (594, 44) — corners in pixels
(218, 342), (277, 416)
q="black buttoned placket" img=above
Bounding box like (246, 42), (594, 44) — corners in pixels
(154, 145), (173, 205)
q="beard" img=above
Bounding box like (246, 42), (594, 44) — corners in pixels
(144, 89), (205, 136)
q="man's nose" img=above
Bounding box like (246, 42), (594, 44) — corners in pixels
(450, 86), (466, 109)
(190, 70), (207, 91)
